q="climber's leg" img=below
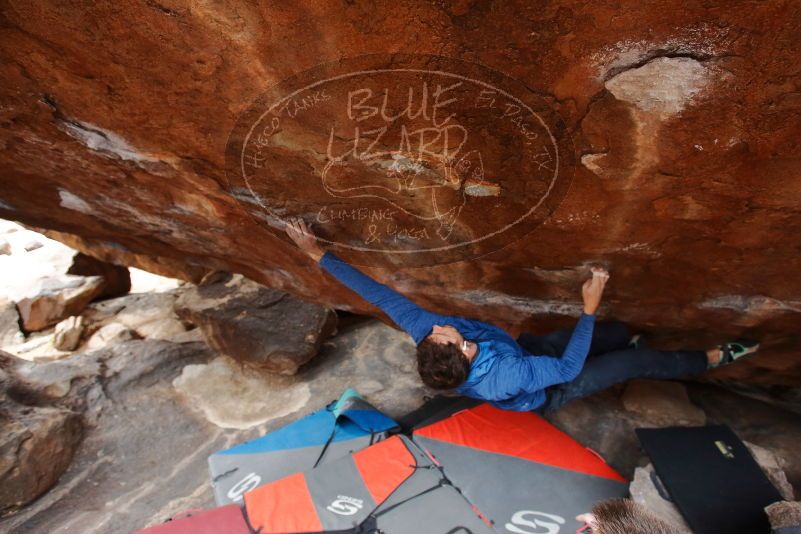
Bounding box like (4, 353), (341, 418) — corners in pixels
(517, 321), (631, 358)
(540, 347), (708, 412)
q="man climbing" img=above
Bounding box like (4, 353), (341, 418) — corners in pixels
(285, 217), (759, 412)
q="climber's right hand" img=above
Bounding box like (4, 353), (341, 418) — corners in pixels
(285, 217), (325, 261)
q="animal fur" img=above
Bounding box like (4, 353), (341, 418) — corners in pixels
(591, 498), (681, 534)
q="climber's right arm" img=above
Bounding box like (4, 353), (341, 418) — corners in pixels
(285, 217), (442, 344)
(318, 252), (445, 343)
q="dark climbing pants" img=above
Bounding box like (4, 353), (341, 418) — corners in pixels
(516, 321), (708, 413)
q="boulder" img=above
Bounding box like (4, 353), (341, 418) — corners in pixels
(621, 380), (707, 427)
(0, 404), (83, 515)
(85, 322), (137, 350)
(0, 2), (800, 386)
(82, 290), (188, 342)
(15, 275), (104, 332)
(3, 284), (193, 359)
(0, 299), (22, 348)
(175, 273), (337, 375)
(766, 501), (801, 531)
(66, 252), (131, 300)
(53, 316), (84, 352)
(0, 351), (83, 515)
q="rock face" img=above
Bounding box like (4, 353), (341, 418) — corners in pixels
(0, 2), (800, 383)
(172, 356), (312, 429)
(175, 273), (337, 374)
(0, 352), (84, 515)
(85, 322), (137, 350)
(0, 315), (428, 533)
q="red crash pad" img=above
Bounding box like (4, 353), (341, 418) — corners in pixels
(133, 504), (250, 534)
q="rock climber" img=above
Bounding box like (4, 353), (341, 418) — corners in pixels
(285, 217), (759, 412)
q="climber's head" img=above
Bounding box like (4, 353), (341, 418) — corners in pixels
(416, 325), (471, 390)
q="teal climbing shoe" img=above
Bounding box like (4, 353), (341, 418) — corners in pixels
(711, 340), (760, 368)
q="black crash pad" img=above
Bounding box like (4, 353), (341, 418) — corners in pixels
(637, 425), (782, 534)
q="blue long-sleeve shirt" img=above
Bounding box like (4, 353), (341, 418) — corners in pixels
(319, 251), (596, 411)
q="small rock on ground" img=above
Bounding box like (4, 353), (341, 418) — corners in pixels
(53, 316), (84, 352)
(622, 379), (706, 427)
(0, 298), (22, 347)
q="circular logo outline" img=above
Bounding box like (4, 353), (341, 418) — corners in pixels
(226, 54), (575, 265)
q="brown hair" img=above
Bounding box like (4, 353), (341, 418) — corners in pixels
(416, 339), (471, 389)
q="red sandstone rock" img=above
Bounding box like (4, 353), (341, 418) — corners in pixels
(0, 1), (799, 383)
(66, 252), (130, 300)
(15, 275), (104, 332)
(174, 273), (337, 375)
(0, 352), (84, 515)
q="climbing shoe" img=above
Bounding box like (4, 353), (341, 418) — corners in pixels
(711, 340), (760, 368)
